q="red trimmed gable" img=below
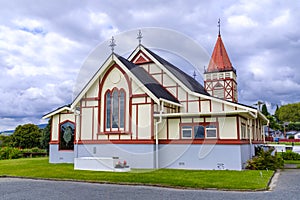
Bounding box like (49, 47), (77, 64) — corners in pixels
(207, 35), (233, 73)
(131, 50), (153, 64)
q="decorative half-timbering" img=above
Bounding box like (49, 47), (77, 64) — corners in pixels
(43, 31), (267, 170)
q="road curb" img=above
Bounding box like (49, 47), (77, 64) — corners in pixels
(268, 170), (280, 191)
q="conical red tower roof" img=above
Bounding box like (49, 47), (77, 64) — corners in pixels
(207, 34), (234, 73)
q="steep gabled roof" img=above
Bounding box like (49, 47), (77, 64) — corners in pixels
(42, 104), (71, 119)
(117, 55), (179, 103)
(139, 46), (209, 95)
(207, 35), (235, 73)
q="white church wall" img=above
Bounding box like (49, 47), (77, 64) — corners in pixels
(85, 80), (99, 98)
(158, 144), (243, 170)
(137, 104), (152, 139)
(51, 115), (59, 141)
(131, 105), (137, 139)
(76, 144), (155, 168)
(81, 108), (93, 140)
(149, 63), (161, 74)
(157, 118), (167, 139)
(223, 104), (235, 111)
(218, 116), (237, 139)
(131, 78), (144, 94)
(212, 101), (223, 112)
(49, 144), (74, 163)
(201, 100), (210, 113)
(168, 118), (180, 139)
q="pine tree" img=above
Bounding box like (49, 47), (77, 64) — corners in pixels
(261, 104), (269, 116)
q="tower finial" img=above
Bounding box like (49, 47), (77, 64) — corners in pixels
(137, 29), (143, 45)
(109, 36), (116, 53)
(218, 18), (221, 36)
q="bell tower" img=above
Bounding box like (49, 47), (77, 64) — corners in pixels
(204, 20), (237, 102)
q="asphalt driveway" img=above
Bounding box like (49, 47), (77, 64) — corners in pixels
(1, 169), (300, 200)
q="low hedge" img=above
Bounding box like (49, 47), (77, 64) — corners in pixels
(0, 147), (47, 160)
(281, 150), (300, 160)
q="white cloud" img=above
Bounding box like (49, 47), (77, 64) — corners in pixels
(0, 0), (299, 129)
(271, 9), (290, 27)
(227, 15), (258, 28)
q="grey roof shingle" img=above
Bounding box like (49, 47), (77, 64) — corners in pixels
(143, 46), (209, 95)
(117, 54), (179, 104)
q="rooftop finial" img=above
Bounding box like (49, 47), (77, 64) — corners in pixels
(109, 36), (116, 53)
(218, 18), (221, 36)
(193, 70), (197, 79)
(137, 29), (143, 45)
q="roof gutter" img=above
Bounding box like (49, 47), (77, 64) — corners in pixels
(153, 110), (258, 118)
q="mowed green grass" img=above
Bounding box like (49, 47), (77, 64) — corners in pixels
(0, 157), (273, 190)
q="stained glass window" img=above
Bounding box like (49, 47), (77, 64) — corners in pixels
(59, 121), (75, 150)
(105, 89), (125, 131)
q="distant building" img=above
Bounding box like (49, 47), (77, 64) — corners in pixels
(43, 30), (267, 170)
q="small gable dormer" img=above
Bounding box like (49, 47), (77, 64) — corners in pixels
(132, 50), (153, 64)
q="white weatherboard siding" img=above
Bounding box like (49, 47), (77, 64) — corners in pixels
(158, 144), (244, 170)
(49, 144), (74, 163)
(75, 144), (155, 168)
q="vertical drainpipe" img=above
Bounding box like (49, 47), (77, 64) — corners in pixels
(247, 119), (253, 159)
(155, 100), (164, 169)
(74, 108), (80, 159)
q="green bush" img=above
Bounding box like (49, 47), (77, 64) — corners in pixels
(0, 147), (22, 160)
(281, 150), (300, 160)
(246, 148), (284, 170)
(0, 147), (47, 160)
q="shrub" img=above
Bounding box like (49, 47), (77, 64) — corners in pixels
(281, 150), (300, 160)
(0, 147), (22, 160)
(246, 148), (284, 170)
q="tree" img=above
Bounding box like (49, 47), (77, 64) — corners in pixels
(267, 115), (281, 131)
(274, 105), (280, 122)
(0, 135), (11, 147)
(261, 104), (269, 116)
(10, 124), (41, 149)
(40, 119), (51, 152)
(276, 102), (300, 122)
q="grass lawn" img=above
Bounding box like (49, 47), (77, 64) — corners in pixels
(0, 157), (274, 190)
(266, 142), (300, 146)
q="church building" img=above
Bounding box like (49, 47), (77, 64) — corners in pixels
(43, 29), (267, 171)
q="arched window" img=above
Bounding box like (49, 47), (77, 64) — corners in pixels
(59, 121), (75, 150)
(105, 89), (125, 131)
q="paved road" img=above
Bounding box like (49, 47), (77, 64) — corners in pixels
(1, 169), (300, 200)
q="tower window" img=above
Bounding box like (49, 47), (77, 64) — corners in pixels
(213, 74), (218, 80)
(206, 74), (211, 80)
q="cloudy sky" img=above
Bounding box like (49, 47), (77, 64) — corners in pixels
(0, 0), (299, 131)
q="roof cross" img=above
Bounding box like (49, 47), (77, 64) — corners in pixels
(137, 30), (143, 45)
(109, 36), (116, 53)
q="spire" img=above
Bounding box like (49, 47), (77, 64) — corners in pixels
(206, 32), (234, 73)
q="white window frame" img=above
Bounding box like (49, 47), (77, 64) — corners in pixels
(181, 126), (192, 139)
(206, 125), (217, 138)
